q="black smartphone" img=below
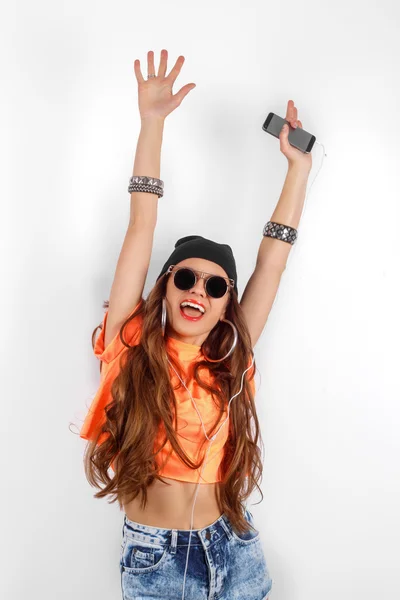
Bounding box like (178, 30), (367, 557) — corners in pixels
(262, 112), (316, 153)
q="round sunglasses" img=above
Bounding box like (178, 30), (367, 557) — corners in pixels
(166, 265), (234, 299)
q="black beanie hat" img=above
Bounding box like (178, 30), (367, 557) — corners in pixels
(156, 235), (238, 295)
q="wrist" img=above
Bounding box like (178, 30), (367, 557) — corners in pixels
(140, 116), (165, 128)
(287, 163), (311, 179)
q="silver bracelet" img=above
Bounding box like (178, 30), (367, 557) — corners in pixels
(263, 221), (298, 245)
(128, 175), (164, 198)
(127, 178), (296, 246)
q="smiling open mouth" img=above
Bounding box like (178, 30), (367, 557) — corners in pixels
(180, 302), (205, 321)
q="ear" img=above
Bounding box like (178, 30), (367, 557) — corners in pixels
(220, 294), (230, 321)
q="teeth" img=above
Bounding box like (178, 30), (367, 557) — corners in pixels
(180, 301), (205, 314)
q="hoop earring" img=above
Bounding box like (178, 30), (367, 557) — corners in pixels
(161, 296), (167, 337)
(203, 318), (238, 362)
(161, 297), (238, 362)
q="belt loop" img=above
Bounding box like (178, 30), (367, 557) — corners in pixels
(170, 529), (178, 554)
(219, 515), (233, 540)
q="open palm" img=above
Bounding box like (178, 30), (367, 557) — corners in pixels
(134, 49), (196, 121)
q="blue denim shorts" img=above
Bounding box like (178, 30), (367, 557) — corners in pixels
(119, 508), (273, 599)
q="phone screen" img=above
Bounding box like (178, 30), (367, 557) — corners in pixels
(262, 112), (316, 153)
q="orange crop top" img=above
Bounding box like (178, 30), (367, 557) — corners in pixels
(80, 298), (256, 484)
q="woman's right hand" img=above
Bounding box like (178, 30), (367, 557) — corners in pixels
(133, 49), (196, 122)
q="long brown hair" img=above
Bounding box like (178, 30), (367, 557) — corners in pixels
(83, 271), (264, 534)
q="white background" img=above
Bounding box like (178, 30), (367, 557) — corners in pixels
(2, 1), (399, 599)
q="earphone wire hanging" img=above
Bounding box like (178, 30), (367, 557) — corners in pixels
(167, 353), (256, 600)
(175, 139), (327, 598)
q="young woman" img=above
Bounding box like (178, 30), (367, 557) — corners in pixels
(80, 50), (312, 600)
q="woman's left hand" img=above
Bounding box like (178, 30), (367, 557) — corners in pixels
(279, 100), (312, 174)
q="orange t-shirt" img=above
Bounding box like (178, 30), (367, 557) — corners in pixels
(80, 299), (256, 484)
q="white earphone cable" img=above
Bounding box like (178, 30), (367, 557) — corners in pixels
(166, 139), (326, 599)
(167, 354), (255, 600)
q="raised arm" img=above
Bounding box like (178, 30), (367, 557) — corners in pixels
(103, 50), (196, 349)
(104, 119), (163, 349)
(240, 100), (313, 348)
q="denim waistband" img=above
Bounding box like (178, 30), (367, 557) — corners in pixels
(122, 507), (255, 550)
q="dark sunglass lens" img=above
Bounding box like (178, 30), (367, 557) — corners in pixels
(206, 276), (228, 298)
(174, 268), (196, 290)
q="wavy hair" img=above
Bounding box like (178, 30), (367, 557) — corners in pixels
(83, 271), (264, 534)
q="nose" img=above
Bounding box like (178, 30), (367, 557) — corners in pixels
(189, 275), (206, 297)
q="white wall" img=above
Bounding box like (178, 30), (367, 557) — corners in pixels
(2, 1), (399, 599)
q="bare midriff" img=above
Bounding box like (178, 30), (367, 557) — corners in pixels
(123, 476), (222, 530)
